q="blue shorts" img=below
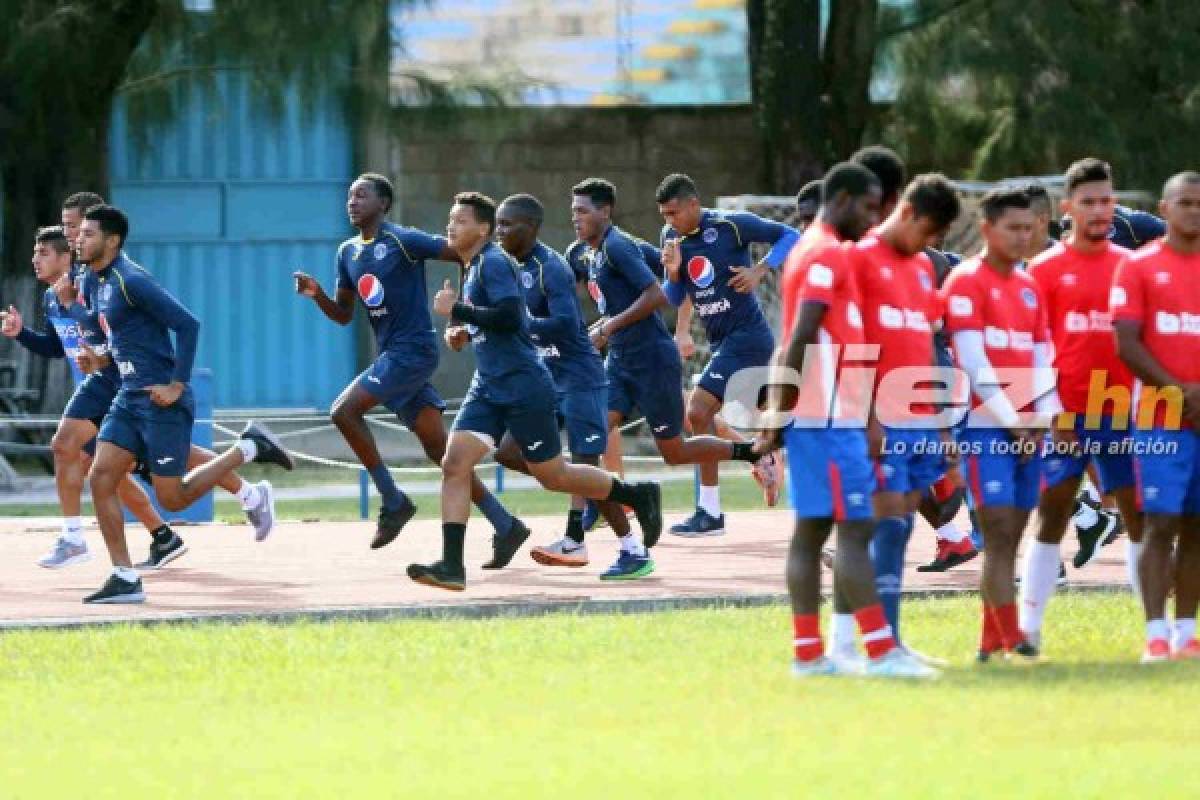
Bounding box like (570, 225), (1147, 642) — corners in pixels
(784, 425), (875, 521)
(961, 427), (1042, 510)
(874, 427), (946, 495)
(1041, 414), (1135, 493)
(1133, 428), (1200, 515)
(697, 334), (773, 402)
(98, 389), (195, 478)
(454, 382), (562, 464)
(356, 345), (446, 429)
(557, 387), (608, 457)
(64, 374), (120, 456)
(607, 340), (684, 439)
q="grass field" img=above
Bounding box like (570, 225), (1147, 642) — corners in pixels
(1, 593), (1194, 798)
(1, 466), (769, 523)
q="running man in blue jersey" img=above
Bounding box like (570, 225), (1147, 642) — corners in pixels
(293, 173), (525, 558)
(485, 193), (639, 568)
(407, 192), (663, 590)
(79, 205), (295, 604)
(2, 225), (179, 569)
(657, 173), (793, 535)
(566, 178), (774, 534)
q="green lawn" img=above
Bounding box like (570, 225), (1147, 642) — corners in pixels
(2, 468), (771, 523)
(0, 593), (1194, 798)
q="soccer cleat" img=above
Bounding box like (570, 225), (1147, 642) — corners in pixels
(1007, 640), (1042, 665)
(530, 537), (589, 567)
(371, 496), (416, 549)
(1073, 501), (1122, 568)
(599, 550), (655, 581)
(668, 508), (725, 538)
(581, 500), (601, 532)
(83, 573), (146, 604)
(1141, 638), (1171, 664)
(482, 517), (532, 569)
(828, 642), (866, 675)
(136, 530), (188, 570)
(976, 648), (1001, 664)
(629, 482), (663, 548)
(916, 537), (978, 572)
(791, 656), (837, 677)
(406, 560), (466, 591)
(1172, 639), (1200, 660)
(244, 480), (277, 542)
(751, 451), (782, 507)
(898, 643), (948, 669)
(240, 421), (295, 471)
(865, 648), (940, 679)
(37, 537), (91, 569)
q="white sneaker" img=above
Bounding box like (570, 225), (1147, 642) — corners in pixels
(530, 537), (589, 567)
(865, 648), (941, 679)
(828, 642), (866, 675)
(791, 656), (838, 677)
(245, 480), (276, 542)
(38, 536), (91, 569)
(898, 643), (948, 669)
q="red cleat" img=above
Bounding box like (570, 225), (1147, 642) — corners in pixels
(916, 536), (978, 572)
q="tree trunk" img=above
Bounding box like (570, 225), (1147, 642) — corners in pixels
(747, 0), (825, 195)
(823, 0), (880, 159)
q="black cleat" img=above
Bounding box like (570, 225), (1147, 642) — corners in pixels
(1008, 640), (1042, 665)
(240, 421), (295, 471)
(1073, 502), (1121, 569)
(482, 517), (531, 569)
(83, 573), (146, 604)
(136, 529), (188, 570)
(631, 482), (663, 548)
(406, 560), (466, 591)
(976, 649), (996, 664)
(371, 496), (416, 549)
(916, 539), (978, 572)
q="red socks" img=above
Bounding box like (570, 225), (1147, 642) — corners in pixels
(855, 604), (897, 659)
(982, 603), (1021, 653)
(792, 614), (823, 662)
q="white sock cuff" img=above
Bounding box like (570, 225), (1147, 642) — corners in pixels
(236, 439), (258, 463)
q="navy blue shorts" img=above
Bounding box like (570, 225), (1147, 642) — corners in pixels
(784, 424), (875, 521)
(557, 387), (608, 457)
(98, 389), (195, 478)
(961, 427), (1042, 510)
(1041, 414), (1135, 493)
(356, 345), (446, 429)
(874, 427), (946, 495)
(697, 334), (773, 403)
(64, 374), (120, 457)
(1134, 428), (1200, 515)
(606, 341), (684, 439)
(454, 382), (562, 464)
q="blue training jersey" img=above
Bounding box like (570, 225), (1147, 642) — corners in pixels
(463, 241), (549, 402)
(565, 225), (672, 356)
(90, 254), (199, 390)
(336, 220), (447, 353)
(16, 275), (119, 387)
(515, 241), (606, 392)
(661, 209), (796, 345)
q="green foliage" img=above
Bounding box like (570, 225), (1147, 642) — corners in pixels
(886, 0), (1200, 190)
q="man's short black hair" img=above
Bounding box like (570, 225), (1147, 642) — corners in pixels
(1163, 171), (1200, 199)
(980, 185), (1033, 223)
(796, 179), (822, 212)
(500, 193), (545, 229)
(654, 173), (699, 204)
(1064, 158), (1112, 195)
(62, 192), (105, 213)
(1024, 182), (1052, 216)
(83, 204), (130, 248)
(572, 178), (616, 209)
(851, 145), (906, 205)
(902, 173), (961, 230)
(454, 191), (497, 234)
(357, 172), (394, 213)
(821, 163), (879, 205)
(35, 225), (71, 254)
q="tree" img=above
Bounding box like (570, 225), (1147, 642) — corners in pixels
(884, 0), (1200, 190)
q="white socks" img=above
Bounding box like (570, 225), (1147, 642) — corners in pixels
(236, 438), (258, 463)
(235, 480), (262, 511)
(61, 517), (84, 545)
(936, 522), (969, 543)
(114, 566), (139, 583)
(1019, 541), (1061, 635)
(830, 612), (858, 653)
(1174, 619), (1196, 649)
(619, 533), (645, 556)
(698, 485), (721, 518)
(1072, 500), (1099, 529)
(1126, 538), (1143, 601)
(1147, 618), (1169, 643)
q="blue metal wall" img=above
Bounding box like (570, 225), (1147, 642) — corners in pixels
(108, 74), (356, 408)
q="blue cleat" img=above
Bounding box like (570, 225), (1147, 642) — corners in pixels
(599, 550), (655, 581)
(668, 508), (725, 538)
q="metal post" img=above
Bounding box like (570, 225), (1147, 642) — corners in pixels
(495, 464), (505, 493)
(693, 464), (700, 507)
(359, 468), (370, 520)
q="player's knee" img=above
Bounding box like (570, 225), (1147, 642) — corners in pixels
(685, 407), (712, 436)
(531, 461), (567, 491)
(50, 431), (82, 461)
(87, 465), (121, 496)
(440, 451), (472, 479)
(156, 484), (187, 511)
(330, 403), (357, 429)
